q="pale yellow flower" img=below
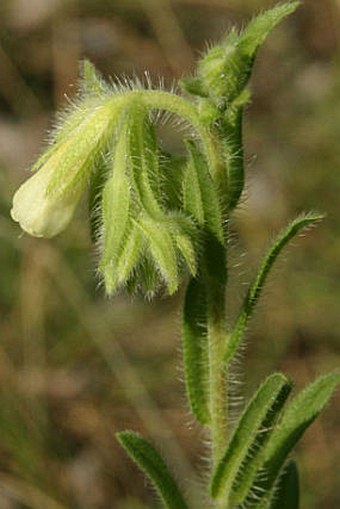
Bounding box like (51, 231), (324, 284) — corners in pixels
(11, 95), (124, 238)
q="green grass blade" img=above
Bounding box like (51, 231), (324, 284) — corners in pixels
(116, 431), (189, 509)
(224, 214), (323, 364)
(249, 371), (340, 508)
(211, 373), (292, 500)
(182, 277), (210, 424)
(269, 460), (299, 509)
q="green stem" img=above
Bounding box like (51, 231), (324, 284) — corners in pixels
(105, 90), (224, 188)
(201, 236), (229, 506)
(140, 90), (221, 177)
(207, 281), (228, 468)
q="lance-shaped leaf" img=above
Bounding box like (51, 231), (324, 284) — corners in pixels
(269, 460), (299, 509)
(224, 214), (323, 364)
(183, 140), (224, 242)
(211, 373), (292, 500)
(238, 2), (300, 57)
(116, 431), (189, 509)
(247, 371), (340, 509)
(197, 2), (299, 107)
(182, 277), (210, 424)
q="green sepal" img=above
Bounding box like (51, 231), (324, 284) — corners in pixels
(248, 371), (340, 508)
(99, 128), (131, 295)
(116, 431), (189, 509)
(128, 107), (163, 219)
(221, 89), (250, 210)
(88, 156), (109, 243)
(210, 373), (292, 500)
(80, 59), (108, 97)
(182, 277), (210, 424)
(179, 77), (208, 98)
(224, 214), (323, 364)
(183, 140), (224, 243)
(137, 215), (179, 295)
(115, 222), (143, 286)
(269, 460), (299, 509)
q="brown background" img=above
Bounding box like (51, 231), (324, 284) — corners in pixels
(0, 1), (339, 508)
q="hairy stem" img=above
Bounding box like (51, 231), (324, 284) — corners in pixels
(201, 237), (229, 507)
(207, 281), (228, 467)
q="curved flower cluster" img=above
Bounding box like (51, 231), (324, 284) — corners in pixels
(11, 63), (204, 297)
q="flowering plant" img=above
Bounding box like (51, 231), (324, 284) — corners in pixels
(11, 2), (339, 508)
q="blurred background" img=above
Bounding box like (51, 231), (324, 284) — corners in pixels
(0, 0), (340, 507)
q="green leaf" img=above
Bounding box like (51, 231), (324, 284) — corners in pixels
(211, 373), (292, 501)
(197, 2), (299, 107)
(224, 214), (323, 364)
(182, 277), (210, 424)
(238, 2), (300, 58)
(269, 460), (299, 509)
(249, 371), (340, 508)
(116, 431), (189, 509)
(183, 140), (224, 242)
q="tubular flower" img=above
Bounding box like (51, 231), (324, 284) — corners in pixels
(11, 93), (125, 238)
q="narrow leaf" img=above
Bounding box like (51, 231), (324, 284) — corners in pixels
(249, 371), (340, 508)
(225, 214), (323, 364)
(197, 2), (299, 107)
(182, 277), (210, 424)
(117, 431), (189, 509)
(239, 2), (300, 58)
(269, 460), (299, 509)
(211, 373), (292, 500)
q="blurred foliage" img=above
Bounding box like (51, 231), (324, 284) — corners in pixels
(0, 0), (339, 508)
